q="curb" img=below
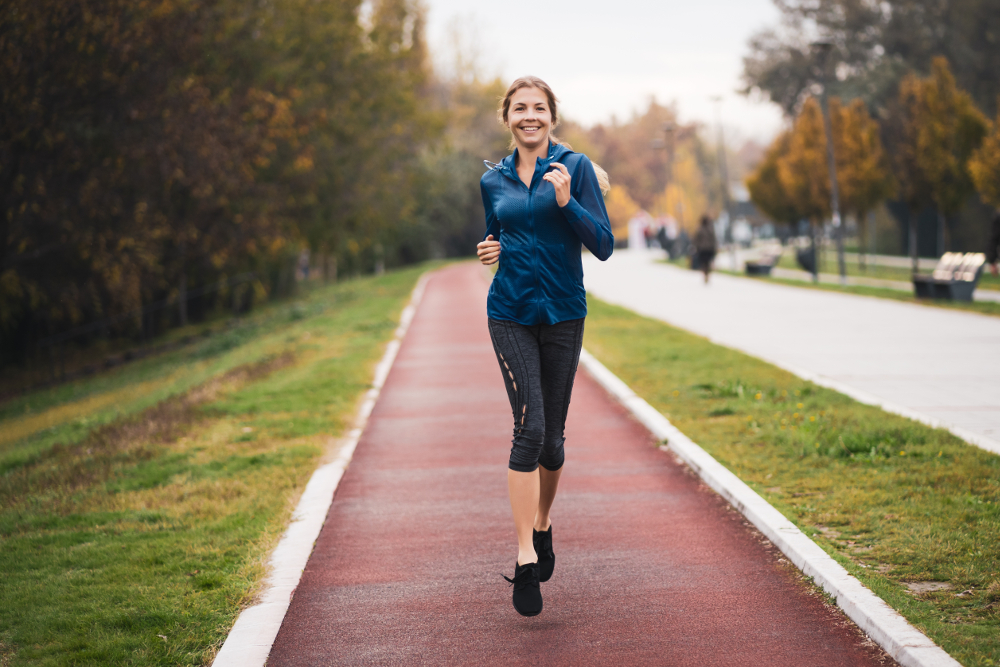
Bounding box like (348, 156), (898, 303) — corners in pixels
(211, 272), (431, 667)
(578, 348), (961, 667)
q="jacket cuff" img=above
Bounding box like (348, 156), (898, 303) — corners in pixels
(561, 196), (589, 224)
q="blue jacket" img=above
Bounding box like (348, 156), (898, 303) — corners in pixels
(481, 141), (614, 325)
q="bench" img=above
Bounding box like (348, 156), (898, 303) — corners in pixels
(912, 252), (986, 301)
(745, 247), (783, 276)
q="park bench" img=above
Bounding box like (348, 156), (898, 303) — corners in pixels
(912, 252), (986, 301)
(745, 247), (783, 276)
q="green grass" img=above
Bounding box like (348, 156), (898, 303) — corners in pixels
(0, 264), (434, 666)
(740, 272), (1000, 318)
(662, 256), (1000, 317)
(584, 297), (1000, 667)
(772, 251), (1000, 292)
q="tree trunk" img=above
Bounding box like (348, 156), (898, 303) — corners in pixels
(868, 210), (877, 271)
(858, 211), (867, 272)
(834, 214), (847, 284)
(326, 255), (338, 283)
(178, 259), (188, 328)
(909, 211), (918, 275)
(811, 221), (819, 283)
(937, 210), (946, 257)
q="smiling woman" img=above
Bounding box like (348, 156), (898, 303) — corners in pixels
(475, 76), (614, 618)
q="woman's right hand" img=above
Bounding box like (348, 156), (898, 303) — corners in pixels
(477, 235), (501, 265)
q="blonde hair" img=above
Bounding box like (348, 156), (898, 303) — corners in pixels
(498, 76), (610, 196)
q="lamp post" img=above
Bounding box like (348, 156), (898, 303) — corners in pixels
(711, 95), (737, 271)
(811, 41), (847, 285)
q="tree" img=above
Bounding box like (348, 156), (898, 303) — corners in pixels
(830, 98), (895, 269)
(778, 98), (831, 280)
(743, 0), (1000, 119)
(747, 131), (802, 226)
(887, 58), (988, 270)
(604, 186), (641, 240)
(969, 105), (1000, 209)
(652, 145), (709, 233)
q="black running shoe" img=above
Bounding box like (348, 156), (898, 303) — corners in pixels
(503, 561), (542, 617)
(533, 525), (555, 582)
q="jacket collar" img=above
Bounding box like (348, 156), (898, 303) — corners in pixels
(489, 141), (573, 183)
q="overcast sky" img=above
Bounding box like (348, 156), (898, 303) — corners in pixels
(422, 0), (787, 144)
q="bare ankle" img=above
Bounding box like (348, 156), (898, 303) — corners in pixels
(517, 550), (538, 566)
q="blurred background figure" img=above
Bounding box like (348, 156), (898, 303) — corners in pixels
(693, 215), (718, 283)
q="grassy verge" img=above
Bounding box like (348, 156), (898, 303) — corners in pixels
(737, 272), (1000, 318)
(772, 252), (1000, 292)
(0, 264), (433, 666)
(584, 297), (1000, 667)
(661, 257), (1000, 318)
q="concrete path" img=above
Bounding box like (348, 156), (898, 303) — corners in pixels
(582, 250), (1000, 453)
(266, 263), (889, 666)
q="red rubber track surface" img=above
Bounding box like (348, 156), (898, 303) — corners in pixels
(267, 263), (891, 667)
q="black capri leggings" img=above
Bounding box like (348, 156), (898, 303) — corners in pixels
(488, 317), (585, 473)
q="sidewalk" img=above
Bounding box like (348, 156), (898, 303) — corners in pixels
(266, 263), (889, 666)
(583, 250), (1000, 454)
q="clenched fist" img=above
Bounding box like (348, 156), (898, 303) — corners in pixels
(478, 235), (500, 265)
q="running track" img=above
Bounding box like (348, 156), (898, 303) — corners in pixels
(267, 263), (891, 666)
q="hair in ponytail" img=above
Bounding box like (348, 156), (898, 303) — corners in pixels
(498, 76), (610, 197)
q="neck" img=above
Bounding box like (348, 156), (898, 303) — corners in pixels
(515, 138), (551, 168)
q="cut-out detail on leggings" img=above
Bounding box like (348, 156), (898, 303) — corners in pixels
(522, 405), (526, 413)
(508, 371), (513, 379)
(513, 381), (517, 391)
(504, 362), (510, 369)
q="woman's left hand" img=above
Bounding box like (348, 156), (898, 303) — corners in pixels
(543, 162), (571, 207)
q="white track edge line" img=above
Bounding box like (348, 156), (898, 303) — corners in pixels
(578, 348), (961, 667)
(212, 272), (432, 667)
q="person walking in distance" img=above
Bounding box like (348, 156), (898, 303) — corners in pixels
(693, 215), (718, 284)
(476, 76), (613, 617)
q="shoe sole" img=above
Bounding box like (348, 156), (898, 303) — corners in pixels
(512, 601), (542, 617)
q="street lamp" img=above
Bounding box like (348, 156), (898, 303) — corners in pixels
(810, 40), (847, 285)
(710, 95), (737, 271)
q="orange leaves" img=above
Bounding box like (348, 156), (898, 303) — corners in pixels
(778, 97), (831, 223)
(891, 57), (988, 216)
(969, 110), (1000, 208)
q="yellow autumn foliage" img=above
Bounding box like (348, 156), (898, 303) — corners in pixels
(605, 185), (640, 238)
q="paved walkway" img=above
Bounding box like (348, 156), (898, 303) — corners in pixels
(267, 263), (889, 666)
(583, 250), (1000, 453)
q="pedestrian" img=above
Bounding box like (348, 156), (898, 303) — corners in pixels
(476, 76), (614, 617)
(988, 209), (1000, 276)
(693, 215), (718, 283)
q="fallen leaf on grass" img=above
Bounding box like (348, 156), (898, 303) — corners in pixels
(157, 635), (167, 641)
(956, 589), (974, 598)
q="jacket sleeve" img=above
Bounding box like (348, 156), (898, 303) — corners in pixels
(559, 156), (614, 260)
(481, 179), (501, 243)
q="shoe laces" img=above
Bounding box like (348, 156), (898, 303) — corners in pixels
(503, 564), (539, 589)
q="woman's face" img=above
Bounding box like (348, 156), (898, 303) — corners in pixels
(507, 87), (552, 151)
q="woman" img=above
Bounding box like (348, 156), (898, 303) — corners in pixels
(693, 215), (718, 284)
(476, 76), (613, 617)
